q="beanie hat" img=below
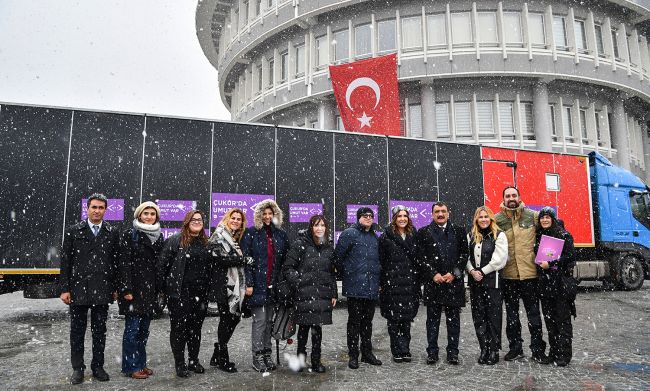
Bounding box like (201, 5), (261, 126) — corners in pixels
(538, 206), (557, 221)
(356, 207), (374, 221)
(134, 201), (161, 222)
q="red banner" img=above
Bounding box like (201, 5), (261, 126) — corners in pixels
(329, 54), (400, 136)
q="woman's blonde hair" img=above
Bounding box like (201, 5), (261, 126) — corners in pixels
(471, 206), (499, 244)
(219, 208), (247, 242)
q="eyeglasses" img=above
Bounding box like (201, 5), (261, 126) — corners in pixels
(190, 218), (203, 224)
(360, 213), (374, 218)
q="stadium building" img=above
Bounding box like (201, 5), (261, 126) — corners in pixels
(196, 0), (650, 179)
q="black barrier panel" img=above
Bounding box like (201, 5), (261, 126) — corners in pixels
(334, 133), (389, 234)
(0, 105), (71, 267)
(65, 111), (143, 232)
(211, 122), (275, 229)
(276, 127), (334, 242)
(435, 142), (483, 229)
(142, 117), (213, 229)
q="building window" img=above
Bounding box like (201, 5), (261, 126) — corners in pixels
(579, 109), (588, 144)
(478, 12), (498, 46)
(574, 19), (587, 53)
(528, 13), (546, 47)
(267, 0), (275, 8)
(267, 58), (274, 87)
(334, 29), (349, 63)
(435, 103), (450, 137)
(549, 105), (559, 141)
(503, 12), (523, 46)
(280, 51), (288, 81)
(355, 24), (372, 58)
(594, 24), (605, 57)
(255, 62), (263, 94)
(611, 28), (620, 59)
(595, 110), (602, 144)
(295, 44), (305, 76)
(454, 102), (472, 138)
(563, 106), (574, 140)
(242, 0), (249, 26)
(336, 115), (344, 131)
(399, 103), (406, 136)
(626, 34), (635, 65)
(499, 102), (515, 139)
(255, 0), (262, 17)
(409, 104), (423, 138)
(553, 16), (568, 51)
(401, 16), (423, 50)
(309, 119), (319, 129)
(477, 101), (494, 138)
(315, 35), (328, 67)
(451, 12), (473, 46)
(377, 19), (397, 53)
(520, 103), (534, 140)
(427, 14), (447, 47)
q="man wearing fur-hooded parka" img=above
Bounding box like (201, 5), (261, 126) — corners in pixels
(241, 199), (290, 372)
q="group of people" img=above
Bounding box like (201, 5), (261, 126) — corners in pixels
(58, 187), (577, 385)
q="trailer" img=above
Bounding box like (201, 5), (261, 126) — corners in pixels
(0, 103), (647, 297)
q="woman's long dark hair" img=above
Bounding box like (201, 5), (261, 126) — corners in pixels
(180, 210), (208, 248)
(390, 210), (414, 235)
(308, 214), (330, 244)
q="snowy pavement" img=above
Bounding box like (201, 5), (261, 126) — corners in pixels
(0, 282), (649, 390)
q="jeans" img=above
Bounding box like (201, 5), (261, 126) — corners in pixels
(347, 297), (376, 358)
(503, 278), (546, 354)
(425, 304), (460, 356)
(69, 304), (109, 371)
(122, 314), (151, 373)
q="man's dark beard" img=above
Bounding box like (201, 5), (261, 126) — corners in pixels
(506, 200), (519, 208)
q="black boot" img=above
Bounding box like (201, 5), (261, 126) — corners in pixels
(218, 344), (237, 373)
(311, 357), (326, 373)
(175, 363), (190, 378)
(210, 343), (220, 367)
(478, 348), (489, 365)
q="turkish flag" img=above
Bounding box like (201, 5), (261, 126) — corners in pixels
(329, 54), (400, 136)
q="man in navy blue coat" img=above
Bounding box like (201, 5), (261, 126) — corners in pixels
(333, 207), (383, 369)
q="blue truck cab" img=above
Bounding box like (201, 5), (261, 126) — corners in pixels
(580, 152), (650, 290)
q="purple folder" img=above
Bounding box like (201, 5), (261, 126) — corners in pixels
(535, 235), (565, 264)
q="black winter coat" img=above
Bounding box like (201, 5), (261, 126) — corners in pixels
(156, 234), (213, 299)
(59, 220), (119, 306)
(534, 226), (576, 299)
(416, 222), (468, 308)
(282, 232), (337, 325)
(117, 228), (164, 316)
(379, 227), (420, 321)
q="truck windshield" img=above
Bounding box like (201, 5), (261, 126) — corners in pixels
(630, 192), (650, 230)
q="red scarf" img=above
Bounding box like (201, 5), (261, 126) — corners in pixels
(265, 225), (275, 286)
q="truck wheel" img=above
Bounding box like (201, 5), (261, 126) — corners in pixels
(616, 256), (645, 291)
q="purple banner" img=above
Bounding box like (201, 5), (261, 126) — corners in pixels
(346, 204), (379, 224)
(157, 200), (196, 221)
(161, 228), (209, 240)
(81, 198), (124, 221)
(289, 203), (323, 223)
(211, 193), (274, 227)
(389, 200), (435, 229)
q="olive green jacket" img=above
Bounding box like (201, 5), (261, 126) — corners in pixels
(495, 202), (539, 280)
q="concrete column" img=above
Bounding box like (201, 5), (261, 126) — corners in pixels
(610, 97), (631, 170)
(532, 81), (553, 152)
(420, 82), (436, 140)
(318, 99), (337, 131)
(641, 121), (650, 184)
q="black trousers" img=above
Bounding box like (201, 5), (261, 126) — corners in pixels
(69, 304), (109, 371)
(297, 325), (323, 360)
(217, 307), (241, 346)
(503, 278), (546, 354)
(470, 285), (502, 352)
(347, 297), (376, 358)
(426, 304), (460, 356)
(540, 297), (573, 363)
(386, 320), (412, 356)
(168, 291), (207, 366)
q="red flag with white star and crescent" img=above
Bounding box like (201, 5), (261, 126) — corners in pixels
(329, 54), (400, 136)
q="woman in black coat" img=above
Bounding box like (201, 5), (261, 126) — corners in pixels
(535, 207), (576, 367)
(157, 210), (212, 378)
(282, 215), (337, 373)
(466, 206), (508, 365)
(118, 201), (164, 379)
(379, 205), (420, 363)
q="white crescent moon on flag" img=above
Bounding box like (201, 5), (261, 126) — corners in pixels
(345, 77), (381, 111)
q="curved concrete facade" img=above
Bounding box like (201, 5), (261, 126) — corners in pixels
(197, 0), (650, 178)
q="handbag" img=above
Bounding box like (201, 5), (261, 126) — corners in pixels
(560, 275), (578, 302)
(271, 304), (296, 340)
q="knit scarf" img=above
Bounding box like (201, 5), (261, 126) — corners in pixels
(132, 219), (161, 243)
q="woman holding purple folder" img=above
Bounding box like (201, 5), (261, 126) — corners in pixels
(534, 207), (576, 367)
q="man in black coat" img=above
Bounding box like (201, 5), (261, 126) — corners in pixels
(416, 202), (468, 365)
(59, 193), (119, 385)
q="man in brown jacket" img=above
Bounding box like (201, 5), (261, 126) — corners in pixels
(495, 187), (549, 364)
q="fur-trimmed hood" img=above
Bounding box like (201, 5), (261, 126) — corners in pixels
(253, 199), (283, 229)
